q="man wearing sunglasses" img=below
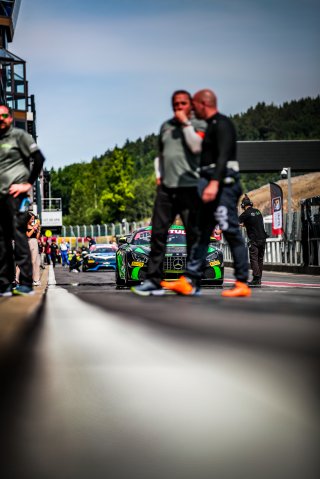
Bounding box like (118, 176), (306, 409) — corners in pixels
(0, 105), (45, 296)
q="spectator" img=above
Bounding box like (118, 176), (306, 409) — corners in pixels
(0, 105), (45, 296)
(44, 240), (51, 265)
(50, 238), (59, 268)
(26, 212), (41, 286)
(60, 239), (69, 267)
(38, 237), (46, 269)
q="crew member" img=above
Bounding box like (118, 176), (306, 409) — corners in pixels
(131, 90), (206, 295)
(0, 105), (45, 296)
(161, 89), (251, 297)
(239, 194), (268, 286)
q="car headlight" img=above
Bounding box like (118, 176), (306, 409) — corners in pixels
(131, 251), (149, 263)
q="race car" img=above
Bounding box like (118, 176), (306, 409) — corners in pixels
(115, 224), (223, 287)
(82, 244), (117, 272)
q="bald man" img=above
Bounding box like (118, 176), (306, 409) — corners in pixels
(161, 89), (251, 297)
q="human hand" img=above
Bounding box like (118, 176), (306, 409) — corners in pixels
(202, 180), (219, 203)
(9, 183), (32, 198)
(174, 110), (189, 124)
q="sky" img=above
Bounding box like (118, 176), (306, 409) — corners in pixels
(11, 0), (320, 170)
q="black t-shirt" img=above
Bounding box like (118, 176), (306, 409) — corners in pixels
(200, 112), (238, 182)
(50, 243), (58, 256)
(239, 207), (268, 241)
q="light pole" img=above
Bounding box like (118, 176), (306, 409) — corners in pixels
(281, 167), (292, 239)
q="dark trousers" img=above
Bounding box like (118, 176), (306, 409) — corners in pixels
(51, 253), (57, 268)
(147, 185), (201, 285)
(248, 240), (266, 278)
(186, 181), (248, 284)
(0, 195), (33, 288)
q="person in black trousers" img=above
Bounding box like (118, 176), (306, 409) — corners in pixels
(239, 195), (268, 286)
(131, 90), (206, 296)
(0, 105), (45, 297)
(162, 89), (251, 297)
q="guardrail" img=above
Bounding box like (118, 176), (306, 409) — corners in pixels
(221, 238), (305, 267)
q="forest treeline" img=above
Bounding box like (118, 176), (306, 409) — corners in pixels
(50, 96), (320, 225)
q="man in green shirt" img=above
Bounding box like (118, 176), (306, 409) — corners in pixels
(0, 105), (45, 296)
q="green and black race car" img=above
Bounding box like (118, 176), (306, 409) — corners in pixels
(115, 224), (224, 287)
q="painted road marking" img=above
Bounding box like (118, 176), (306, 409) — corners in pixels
(224, 279), (320, 288)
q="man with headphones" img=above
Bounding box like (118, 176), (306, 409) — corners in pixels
(239, 195), (268, 286)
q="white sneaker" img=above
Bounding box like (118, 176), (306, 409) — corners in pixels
(33, 280), (41, 286)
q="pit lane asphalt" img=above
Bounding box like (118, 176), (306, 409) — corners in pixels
(0, 265), (319, 479)
(55, 266), (320, 355)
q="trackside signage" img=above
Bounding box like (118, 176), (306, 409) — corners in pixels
(41, 211), (63, 227)
(270, 182), (284, 236)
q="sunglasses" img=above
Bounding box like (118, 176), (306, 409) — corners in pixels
(0, 113), (9, 119)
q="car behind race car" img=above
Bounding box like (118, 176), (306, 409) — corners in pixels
(115, 225), (223, 287)
(82, 244), (117, 272)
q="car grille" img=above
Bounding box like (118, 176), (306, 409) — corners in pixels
(163, 255), (186, 272)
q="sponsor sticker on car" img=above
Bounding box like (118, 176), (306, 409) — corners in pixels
(209, 260), (220, 266)
(131, 261), (144, 267)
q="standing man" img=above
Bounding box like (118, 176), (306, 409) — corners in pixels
(60, 239), (70, 267)
(239, 194), (268, 286)
(132, 90), (206, 295)
(0, 105), (45, 296)
(86, 236), (96, 248)
(162, 89), (251, 297)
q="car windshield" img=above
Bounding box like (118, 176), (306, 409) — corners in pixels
(93, 247), (115, 254)
(132, 228), (186, 246)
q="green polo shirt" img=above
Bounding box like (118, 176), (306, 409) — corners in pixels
(0, 126), (39, 197)
(159, 117), (206, 188)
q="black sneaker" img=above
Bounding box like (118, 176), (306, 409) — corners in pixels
(248, 277), (261, 287)
(12, 285), (35, 296)
(131, 280), (165, 296)
(0, 284), (13, 297)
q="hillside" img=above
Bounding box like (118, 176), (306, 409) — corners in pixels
(244, 172), (320, 215)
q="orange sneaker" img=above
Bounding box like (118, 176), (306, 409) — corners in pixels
(221, 281), (251, 297)
(161, 276), (195, 295)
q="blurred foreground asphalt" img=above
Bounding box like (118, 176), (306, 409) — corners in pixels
(0, 266), (319, 479)
(0, 266), (48, 364)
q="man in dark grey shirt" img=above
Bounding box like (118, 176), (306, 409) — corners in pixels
(0, 105), (45, 296)
(132, 90), (206, 295)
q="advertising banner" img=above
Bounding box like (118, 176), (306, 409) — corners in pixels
(270, 182), (284, 236)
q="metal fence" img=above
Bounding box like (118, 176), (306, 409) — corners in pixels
(59, 212), (319, 267)
(221, 238), (304, 267)
(61, 221), (146, 239)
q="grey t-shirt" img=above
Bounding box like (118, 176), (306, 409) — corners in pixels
(159, 117), (206, 188)
(0, 126), (39, 197)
